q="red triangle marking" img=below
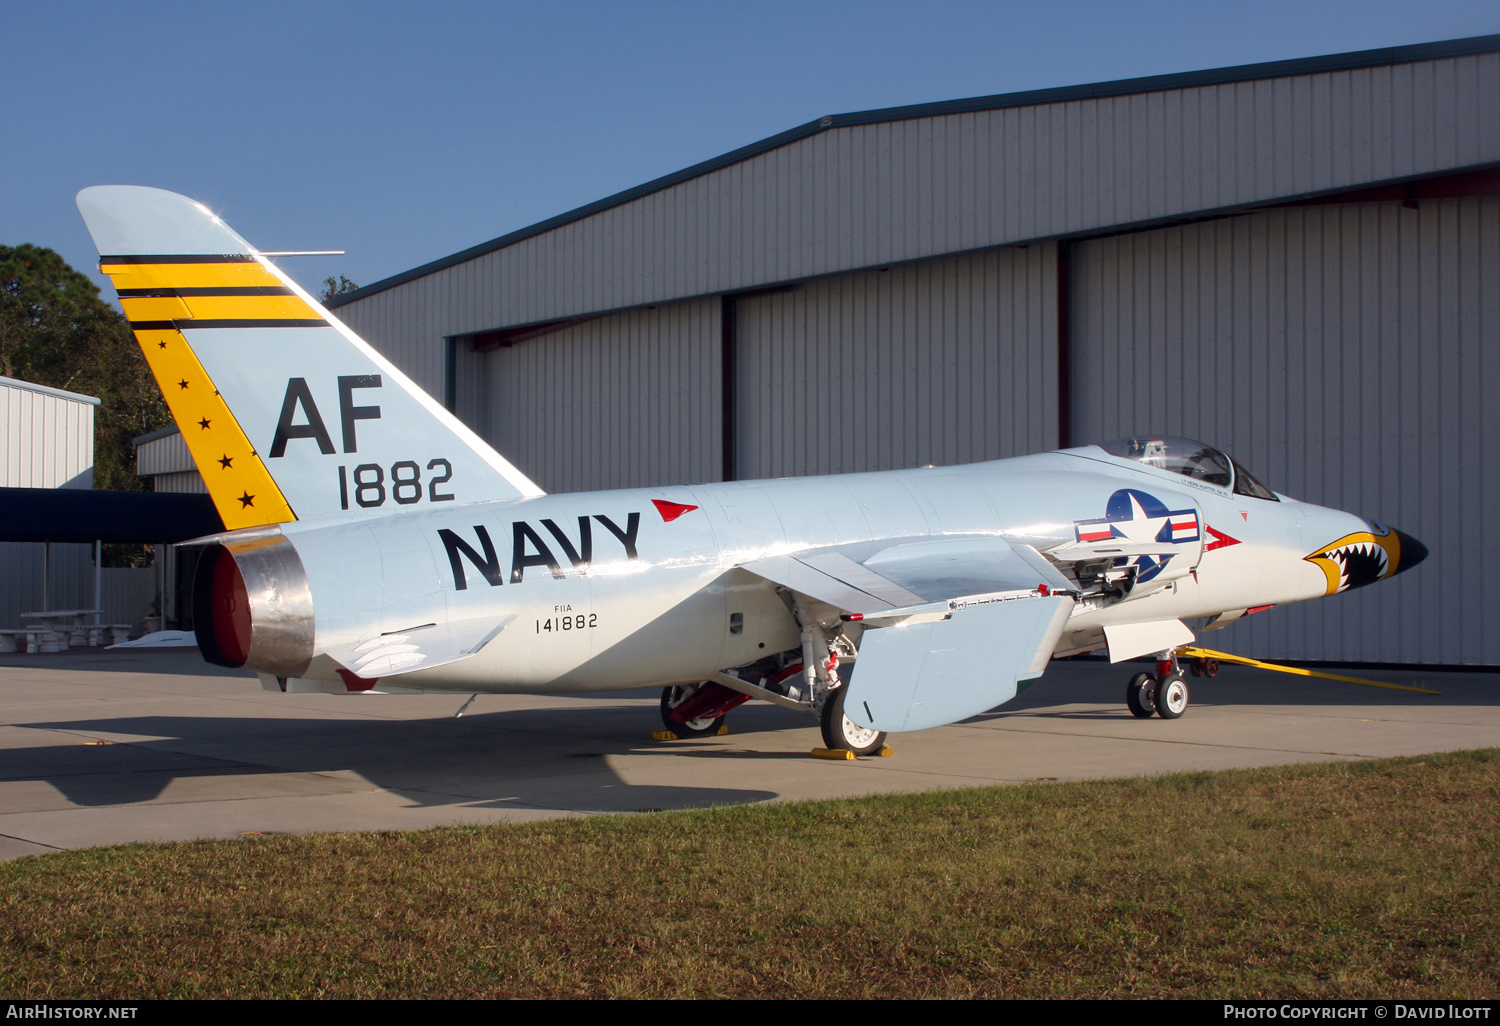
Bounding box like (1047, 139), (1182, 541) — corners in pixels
(652, 498), (699, 523)
(1239, 510), (1249, 521)
(1206, 525), (1241, 551)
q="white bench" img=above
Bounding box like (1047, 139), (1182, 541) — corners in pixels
(0, 629), (47, 653)
(92, 625), (134, 647)
(1, 625), (135, 652)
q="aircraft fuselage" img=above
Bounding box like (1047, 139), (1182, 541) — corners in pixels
(258, 447), (1371, 695)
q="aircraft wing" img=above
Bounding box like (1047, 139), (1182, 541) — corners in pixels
(740, 536), (1073, 615)
(740, 537), (1075, 733)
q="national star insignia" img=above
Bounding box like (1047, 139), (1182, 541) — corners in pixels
(1108, 493), (1172, 543)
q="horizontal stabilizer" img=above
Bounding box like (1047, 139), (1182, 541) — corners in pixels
(328, 615), (515, 678)
(845, 595), (1073, 733)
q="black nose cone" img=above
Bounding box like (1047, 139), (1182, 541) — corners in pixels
(1393, 529), (1428, 576)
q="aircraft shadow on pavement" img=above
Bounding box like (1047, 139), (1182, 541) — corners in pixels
(8, 703), (795, 813)
(0, 651), (252, 678)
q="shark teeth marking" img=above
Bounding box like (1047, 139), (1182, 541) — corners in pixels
(1310, 534), (1393, 593)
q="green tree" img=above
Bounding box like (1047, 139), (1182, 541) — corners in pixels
(319, 275), (360, 302)
(0, 244), (171, 492)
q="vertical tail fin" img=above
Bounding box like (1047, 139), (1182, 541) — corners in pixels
(76, 186), (543, 531)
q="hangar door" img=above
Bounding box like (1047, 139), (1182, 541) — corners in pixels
(1070, 198), (1499, 665)
(733, 245), (1059, 480)
(455, 296), (721, 494)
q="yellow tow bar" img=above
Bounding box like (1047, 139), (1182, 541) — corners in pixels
(1179, 646), (1440, 696)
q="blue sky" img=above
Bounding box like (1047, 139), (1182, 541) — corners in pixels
(4, 1), (1497, 301)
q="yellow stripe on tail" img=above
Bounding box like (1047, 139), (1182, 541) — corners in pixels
(128, 323), (295, 530)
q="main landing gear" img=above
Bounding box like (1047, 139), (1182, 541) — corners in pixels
(656, 589), (885, 757)
(819, 682), (887, 757)
(659, 682), (749, 738)
(1124, 651), (1191, 720)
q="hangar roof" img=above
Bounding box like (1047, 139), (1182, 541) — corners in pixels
(0, 375), (100, 406)
(329, 33), (1500, 312)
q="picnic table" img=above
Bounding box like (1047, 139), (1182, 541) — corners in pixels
(10, 610), (120, 652)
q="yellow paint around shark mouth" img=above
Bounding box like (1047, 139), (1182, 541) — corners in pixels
(1305, 525), (1402, 596)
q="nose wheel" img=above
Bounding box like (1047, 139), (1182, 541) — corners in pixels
(1126, 672), (1156, 718)
(1123, 655), (1191, 719)
(1153, 672), (1189, 718)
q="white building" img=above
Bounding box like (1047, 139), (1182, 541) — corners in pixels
(0, 376), (154, 632)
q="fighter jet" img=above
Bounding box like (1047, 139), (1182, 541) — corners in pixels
(76, 186), (1427, 756)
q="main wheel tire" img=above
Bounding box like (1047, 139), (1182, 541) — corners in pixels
(1126, 672), (1157, 718)
(819, 686), (887, 756)
(660, 683), (726, 738)
(1154, 673), (1189, 719)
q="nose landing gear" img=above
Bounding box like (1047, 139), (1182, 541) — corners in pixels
(1126, 671), (1156, 718)
(1123, 651), (1191, 720)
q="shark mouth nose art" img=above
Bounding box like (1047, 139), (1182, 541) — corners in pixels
(1305, 523), (1427, 596)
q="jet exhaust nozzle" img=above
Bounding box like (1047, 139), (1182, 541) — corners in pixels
(193, 538), (315, 676)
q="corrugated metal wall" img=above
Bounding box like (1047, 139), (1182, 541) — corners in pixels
(334, 285), (449, 401)
(0, 379), (96, 488)
(0, 547), (153, 632)
(1, 379), (105, 632)
(460, 297), (721, 493)
(735, 246), (1058, 478)
(0, 543), (93, 627)
(99, 567), (157, 629)
(1071, 197), (1499, 664)
(150, 471), (207, 494)
(336, 50), (1500, 353)
(136, 430), (194, 477)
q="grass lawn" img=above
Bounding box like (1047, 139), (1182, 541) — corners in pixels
(3, 750), (1497, 998)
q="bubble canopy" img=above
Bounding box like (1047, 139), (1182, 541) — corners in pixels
(1094, 436), (1278, 501)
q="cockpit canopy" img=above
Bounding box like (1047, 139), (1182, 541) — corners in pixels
(1096, 436), (1278, 500)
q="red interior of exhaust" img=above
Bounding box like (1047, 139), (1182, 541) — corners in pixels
(210, 551), (252, 666)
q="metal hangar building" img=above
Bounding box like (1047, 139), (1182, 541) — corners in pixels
(328, 35), (1500, 667)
